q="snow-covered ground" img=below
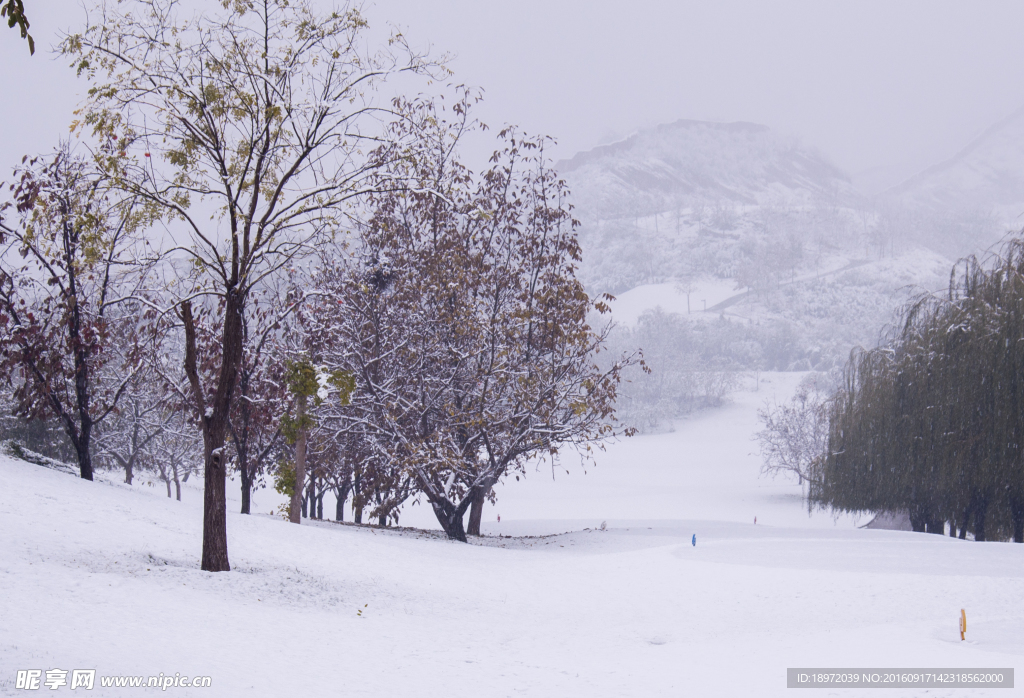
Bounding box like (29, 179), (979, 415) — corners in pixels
(607, 278), (739, 326)
(2, 374), (1022, 697)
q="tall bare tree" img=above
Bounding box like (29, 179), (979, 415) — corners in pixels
(63, 0), (439, 570)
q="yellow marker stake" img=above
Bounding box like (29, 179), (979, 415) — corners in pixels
(960, 609), (967, 641)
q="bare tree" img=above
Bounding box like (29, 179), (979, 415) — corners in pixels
(316, 98), (638, 541)
(63, 0), (439, 570)
(0, 145), (144, 480)
(756, 375), (831, 487)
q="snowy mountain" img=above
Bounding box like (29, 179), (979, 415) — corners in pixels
(887, 106), (1024, 221)
(560, 119), (856, 220)
(562, 120), (949, 385)
(561, 118), (871, 299)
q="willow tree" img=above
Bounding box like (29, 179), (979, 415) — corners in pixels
(62, 0), (439, 570)
(818, 240), (1024, 542)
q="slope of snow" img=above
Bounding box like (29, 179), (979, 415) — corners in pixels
(606, 278), (738, 326)
(889, 106), (1024, 214)
(2, 374), (1022, 697)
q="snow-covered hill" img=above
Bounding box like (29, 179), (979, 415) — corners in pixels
(560, 119), (956, 402)
(2, 373), (1022, 697)
(888, 107), (1024, 221)
(560, 119), (855, 218)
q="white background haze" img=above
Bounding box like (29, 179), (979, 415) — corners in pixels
(3, 1), (1024, 189)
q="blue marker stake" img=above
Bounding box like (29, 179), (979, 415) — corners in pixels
(692, 534), (696, 547)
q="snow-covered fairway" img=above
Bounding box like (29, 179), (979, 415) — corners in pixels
(1, 376), (1022, 697)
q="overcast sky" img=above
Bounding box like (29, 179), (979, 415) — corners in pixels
(3, 1), (1023, 191)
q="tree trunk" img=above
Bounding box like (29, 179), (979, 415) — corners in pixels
(374, 489), (386, 527)
(973, 501), (988, 542)
(467, 486), (488, 536)
(909, 508), (926, 533)
(239, 459), (252, 515)
(164, 476), (171, 498)
(1011, 497), (1024, 543)
(335, 482), (350, 522)
(71, 432), (94, 481)
(181, 297), (240, 573)
(69, 263), (95, 482)
(201, 444), (230, 571)
(430, 497), (472, 543)
(172, 462), (181, 501)
(289, 393), (308, 525)
(958, 506), (971, 539)
(353, 470), (363, 524)
(125, 458), (133, 485)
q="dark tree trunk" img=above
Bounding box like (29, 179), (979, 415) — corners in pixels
(353, 470), (363, 524)
(76, 442), (94, 481)
(972, 500), (988, 542)
(239, 459), (253, 515)
(430, 497), (472, 543)
(958, 506), (971, 539)
(1011, 497), (1024, 543)
(64, 418), (94, 481)
(182, 296), (241, 573)
(289, 393), (309, 524)
(201, 445), (230, 571)
(374, 489), (386, 527)
(926, 517), (944, 535)
(335, 481), (351, 522)
(125, 458), (134, 485)
(467, 486), (488, 536)
(909, 508), (926, 533)
(68, 253), (95, 482)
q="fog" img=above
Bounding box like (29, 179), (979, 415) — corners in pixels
(3, 1), (1024, 188)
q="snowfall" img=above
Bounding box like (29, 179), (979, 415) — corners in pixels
(1, 373), (1021, 697)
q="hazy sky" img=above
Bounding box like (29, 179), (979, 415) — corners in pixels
(3, 1), (1024, 191)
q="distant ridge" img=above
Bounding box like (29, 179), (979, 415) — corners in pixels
(889, 106), (1024, 193)
(560, 118), (853, 215)
(884, 105), (1024, 212)
(557, 119), (770, 173)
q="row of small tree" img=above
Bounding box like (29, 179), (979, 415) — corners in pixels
(810, 238), (1024, 542)
(0, 0), (635, 569)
